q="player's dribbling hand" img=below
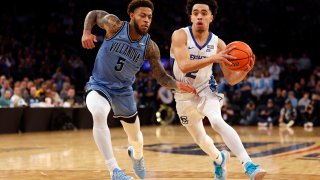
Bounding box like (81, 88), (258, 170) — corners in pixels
(81, 31), (97, 49)
(176, 81), (198, 96)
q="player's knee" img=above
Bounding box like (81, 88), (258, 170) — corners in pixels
(90, 106), (109, 122)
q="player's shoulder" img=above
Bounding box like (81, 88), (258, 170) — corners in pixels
(146, 38), (159, 53)
(101, 14), (124, 32)
(217, 38), (226, 51)
(172, 27), (187, 35)
(171, 28), (188, 40)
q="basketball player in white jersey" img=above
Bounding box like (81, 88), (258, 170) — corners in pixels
(170, 0), (266, 179)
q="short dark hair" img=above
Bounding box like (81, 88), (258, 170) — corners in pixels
(186, 0), (218, 16)
(127, 0), (154, 15)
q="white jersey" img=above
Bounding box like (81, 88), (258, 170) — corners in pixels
(170, 26), (219, 93)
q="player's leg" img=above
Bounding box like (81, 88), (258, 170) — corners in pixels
(185, 121), (230, 180)
(203, 93), (266, 179)
(86, 90), (132, 179)
(176, 97), (229, 180)
(113, 93), (145, 179)
(120, 116), (146, 179)
(185, 121), (222, 163)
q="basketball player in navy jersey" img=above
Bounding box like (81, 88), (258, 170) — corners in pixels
(170, 0), (266, 179)
(81, 1), (196, 179)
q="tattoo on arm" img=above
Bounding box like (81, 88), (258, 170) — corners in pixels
(146, 40), (177, 89)
(84, 10), (122, 38)
(83, 10), (109, 31)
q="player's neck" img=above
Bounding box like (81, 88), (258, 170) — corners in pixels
(128, 23), (142, 41)
(191, 29), (210, 45)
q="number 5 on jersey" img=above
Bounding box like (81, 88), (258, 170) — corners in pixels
(115, 57), (126, 71)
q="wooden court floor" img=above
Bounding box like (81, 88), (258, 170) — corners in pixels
(0, 125), (319, 180)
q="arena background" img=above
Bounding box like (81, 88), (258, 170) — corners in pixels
(0, 0), (320, 128)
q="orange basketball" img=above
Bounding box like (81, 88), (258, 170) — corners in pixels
(225, 41), (253, 71)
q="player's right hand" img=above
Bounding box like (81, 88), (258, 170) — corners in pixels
(176, 81), (198, 96)
(81, 31), (97, 49)
(211, 45), (236, 65)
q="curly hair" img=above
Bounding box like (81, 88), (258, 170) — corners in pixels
(186, 0), (218, 16)
(127, 0), (154, 15)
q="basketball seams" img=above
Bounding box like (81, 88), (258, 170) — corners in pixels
(229, 48), (252, 60)
(226, 41), (253, 71)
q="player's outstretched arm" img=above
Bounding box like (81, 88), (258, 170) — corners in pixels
(82, 10), (122, 49)
(147, 40), (196, 94)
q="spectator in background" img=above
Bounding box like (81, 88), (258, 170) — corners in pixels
(279, 100), (297, 127)
(10, 86), (27, 107)
(51, 83), (63, 106)
(272, 88), (286, 108)
(268, 60), (281, 88)
(297, 91), (311, 113)
(0, 75), (6, 89)
(301, 102), (317, 129)
(59, 81), (71, 100)
(25, 86), (40, 107)
(221, 102), (241, 125)
(250, 70), (267, 101)
(62, 86), (83, 107)
(286, 91), (298, 109)
(0, 79), (13, 97)
(237, 76), (253, 107)
(0, 89), (12, 107)
(257, 99), (279, 127)
(52, 67), (69, 92)
(240, 101), (258, 126)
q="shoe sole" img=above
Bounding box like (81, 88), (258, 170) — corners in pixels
(254, 171), (267, 180)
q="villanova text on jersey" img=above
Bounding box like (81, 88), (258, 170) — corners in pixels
(110, 42), (140, 63)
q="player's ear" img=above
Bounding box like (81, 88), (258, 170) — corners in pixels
(129, 12), (134, 19)
(211, 15), (215, 22)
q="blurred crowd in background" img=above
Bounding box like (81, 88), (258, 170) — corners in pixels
(0, 0), (319, 127)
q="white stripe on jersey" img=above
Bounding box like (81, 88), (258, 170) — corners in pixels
(170, 26), (218, 91)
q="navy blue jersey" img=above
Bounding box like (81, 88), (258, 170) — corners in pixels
(89, 21), (150, 90)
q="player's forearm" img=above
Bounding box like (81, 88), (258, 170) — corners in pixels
(178, 57), (214, 73)
(222, 65), (248, 85)
(83, 10), (109, 32)
(153, 71), (177, 89)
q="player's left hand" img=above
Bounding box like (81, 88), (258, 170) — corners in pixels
(241, 54), (255, 72)
(176, 81), (198, 96)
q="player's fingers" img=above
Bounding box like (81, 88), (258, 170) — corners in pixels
(223, 59), (233, 66)
(93, 35), (97, 42)
(224, 45), (236, 53)
(225, 54), (237, 60)
(242, 64), (251, 72)
(83, 39), (93, 48)
(83, 41), (89, 49)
